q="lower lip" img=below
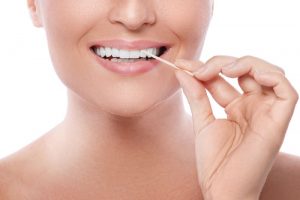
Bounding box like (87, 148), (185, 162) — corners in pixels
(91, 51), (161, 76)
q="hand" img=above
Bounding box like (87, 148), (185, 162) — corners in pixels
(174, 56), (298, 200)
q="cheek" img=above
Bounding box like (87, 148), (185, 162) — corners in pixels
(160, 0), (211, 59)
(39, 0), (110, 85)
(41, 0), (108, 48)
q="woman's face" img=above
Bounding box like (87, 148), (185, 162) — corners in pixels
(28, 0), (212, 117)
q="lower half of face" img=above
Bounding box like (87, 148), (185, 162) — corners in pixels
(40, 0), (212, 117)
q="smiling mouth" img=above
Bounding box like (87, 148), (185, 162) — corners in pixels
(90, 46), (168, 62)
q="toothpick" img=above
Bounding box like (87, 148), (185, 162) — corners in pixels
(141, 50), (195, 77)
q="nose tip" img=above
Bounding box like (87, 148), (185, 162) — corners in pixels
(108, 1), (156, 31)
(124, 15), (156, 31)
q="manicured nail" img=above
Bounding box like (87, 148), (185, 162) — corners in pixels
(223, 61), (237, 69)
(254, 69), (271, 75)
(175, 70), (187, 87)
(193, 66), (206, 75)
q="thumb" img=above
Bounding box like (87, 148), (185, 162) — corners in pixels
(175, 70), (215, 133)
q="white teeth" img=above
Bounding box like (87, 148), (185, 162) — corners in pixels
(97, 47), (106, 57)
(147, 48), (155, 55)
(119, 49), (130, 59)
(94, 47), (162, 59)
(112, 48), (119, 57)
(153, 48), (158, 56)
(111, 58), (140, 63)
(140, 50), (147, 58)
(130, 50), (140, 59)
(105, 47), (112, 57)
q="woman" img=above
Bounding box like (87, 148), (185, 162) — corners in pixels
(0, 0), (299, 199)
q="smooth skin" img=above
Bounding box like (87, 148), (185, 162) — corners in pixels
(0, 0), (300, 199)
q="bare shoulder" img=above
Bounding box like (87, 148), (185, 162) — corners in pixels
(0, 146), (42, 200)
(260, 152), (300, 200)
(0, 158), (15, 199)
(0, 132), (58, 199)
(0, 156), (37, 200)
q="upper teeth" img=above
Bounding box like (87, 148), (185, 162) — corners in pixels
(94, 47), (160, 59)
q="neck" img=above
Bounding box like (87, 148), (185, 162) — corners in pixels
(27, 88), (200, 196)
(44, 89), (194, 174)
(63, 88), (192, 142)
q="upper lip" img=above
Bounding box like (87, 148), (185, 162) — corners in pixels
(88, 39), (172, 50)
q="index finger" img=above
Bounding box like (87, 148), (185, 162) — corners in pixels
(174, 59), (205, 73)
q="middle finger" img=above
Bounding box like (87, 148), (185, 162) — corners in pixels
(204, 75), (241, 108)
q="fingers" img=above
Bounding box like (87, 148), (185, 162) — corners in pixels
(175, 57), (241, 109)
(254, 70), (299, 124)
(175, 56), (245, 108)
(189, 55), (286, 95)
(174, 59), (205, 73)
(174, 55), (298, 128)
(213, 56), (297, 120)
(192, 56), (238, 81)
(221, 55), (285, 78)
(220, 56), (287, 96)
(175, 56), (237, 80)
(238, 74), (263, 94)
(204, 75), (241, 108)
(175, 69), (215, 133)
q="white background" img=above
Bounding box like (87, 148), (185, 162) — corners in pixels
(0, 1), (299, 159)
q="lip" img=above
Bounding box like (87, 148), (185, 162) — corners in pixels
(88, 39), (172, 76)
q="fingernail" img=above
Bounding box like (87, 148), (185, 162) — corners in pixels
(193, 65), (206, 75)
(223, 61), (237, 69)
(175, 70), (192, 96)
(175, 70), (187, 87)
(254, 70), (270, 75)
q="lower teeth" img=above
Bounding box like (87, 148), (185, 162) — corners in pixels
(110, 58), (150, 63)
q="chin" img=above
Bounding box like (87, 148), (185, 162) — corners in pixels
(101, 93), (163, 118)
(106, 104), (156, 118)
(94, 84), (179, 118)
